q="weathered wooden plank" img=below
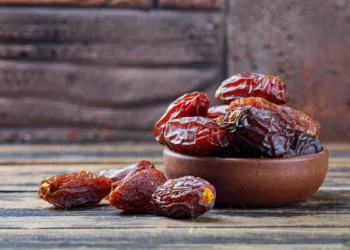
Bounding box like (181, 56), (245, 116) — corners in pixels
(0, 148), (345, 165)
(0, 8), (222, 45)
(0, 164), (347, 191)
(324, 144), (350, 151)
(0, 8), (218, 143)
(0, 0), (151, 7)
(210, 246), (349, 250)
(191, 246), (350, 250)
(0, 244), (346, 250)
(0, 143), (163, 163)
(227, 0), (350, 143)
(1, 177), (348, 192)
(0, 70), (220, 137)
(0, 8), (223, 143)
(0, 127), (158, 143)
(0, 143), (163, 152)
(0, 244), (345, 250)
(0, 228), (349, 248)
(0, 96), (166, 129)
(0, 60), (220, 107)
(0, 60), (221, 141)
(0, 151), (343, 165)
(0, 144), (164, 164)
(0, 143), (344, 153)
(1, 189), (350, 214)
(158, 0), (223, 9)
(2, 210), (350, 229)
(0, 163), (165, 173)
(0, 156), (163, 165)
(0, 41), (219, 66)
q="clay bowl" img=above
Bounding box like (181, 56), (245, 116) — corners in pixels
(164, 148), (329, 206)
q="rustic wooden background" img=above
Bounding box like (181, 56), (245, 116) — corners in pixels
(0, 0), (348, 143)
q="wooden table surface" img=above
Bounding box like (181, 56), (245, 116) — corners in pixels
(1, 143), (350, 249)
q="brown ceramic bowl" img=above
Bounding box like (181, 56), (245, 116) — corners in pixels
(164, 148), (329, 206)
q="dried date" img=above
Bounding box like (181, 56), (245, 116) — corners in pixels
(100, 160), (154, 188)
(151, 176), (216, 218)
(154, 92), (210, 145)
(207, 105), (229, 119)
(215, 72), (289, 104)
(229, 96), (279, 110)
(292, 132), (322, 156)
(280, 106), (321, 136)
(109, 168), (167, 213)
(224, 97), (296, 157)
(38, 171), (112, 209)
(164, 116), (231, 156)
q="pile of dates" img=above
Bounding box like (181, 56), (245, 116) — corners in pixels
(154, 72), (322, 158)
(38, 160), (216, 219)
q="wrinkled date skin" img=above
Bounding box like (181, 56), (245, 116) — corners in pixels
(109, 168), (167, 213)
(215, 72), (289, 105)
(224, 97), (296, 157)
(229, 96), (280, 110)
(280, 106), (321, 136)
(154, 92), (210, 145)
(207, 105), (229, 119)
(100, 160), (154, 188)
(291, 132), (322, 156)
(151, 176), (216, 218)
(38, 171), (112, 209)
(164, 116), (231, 156)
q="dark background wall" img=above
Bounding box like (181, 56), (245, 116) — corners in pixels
(0, 0), (348, 143)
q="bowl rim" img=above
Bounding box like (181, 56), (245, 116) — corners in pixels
(164, 147), (328, 163)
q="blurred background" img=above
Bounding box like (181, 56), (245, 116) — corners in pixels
(0, 0), (348, 143)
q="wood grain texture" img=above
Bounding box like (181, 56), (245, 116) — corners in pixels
(0, 42), (219, 66)
(0, 96), (167, 129)
(158, 0), (223, 9)
(0, 154), (163, 165)
(0, 127), (158, 142)
(0, 162), (348, 191)
(0, 62), (220, 141)
(0, 143), (346, 164)
(0, 228), (349, 249)
(2, 204), (350, 229)
(0, 8), (223, 142)
(227, 0), (350, 142)
(0, 142), (163, 152)
(0, 9), (222, 59)
(1, 188), (350, 213)
(0, 142), (346, 153)
(0, 0), (151, 7)
(1, 145), (350, 249)
(0, 142), (164, 163)
(0, 61), (220, 107)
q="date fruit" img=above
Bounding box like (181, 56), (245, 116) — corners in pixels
(100, 160), (154, 188)
(224, 97), (296, 157)
(292, 132), (322, 156)
(215, 72), (289, 104)
(207, 105), (229, 119)
(154, 92), (210, 145)
(164, 116), (231, 156)
(229, 96), (279, 110)
(280, 106), (321, 136)
(109, 168), (167, 213)
(38, 171), (112, 209)
(152, 176), (216, 218)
